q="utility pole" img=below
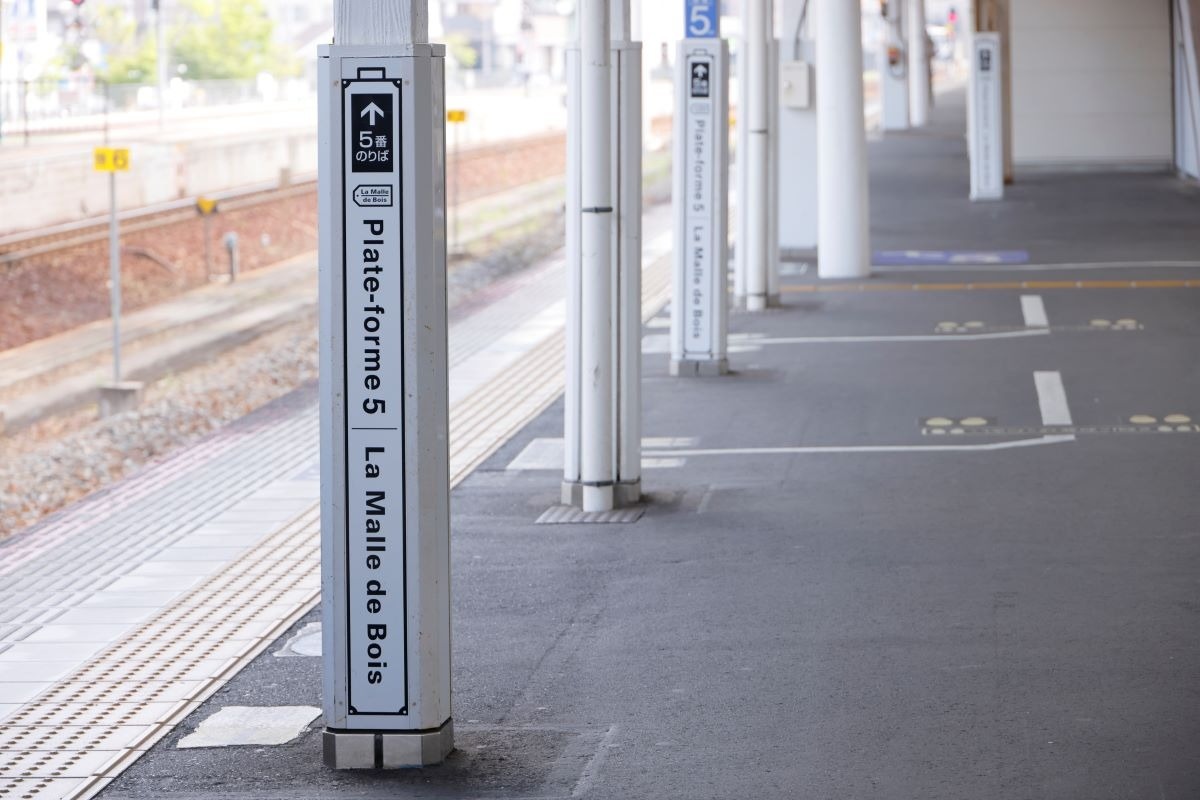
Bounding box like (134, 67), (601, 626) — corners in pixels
(1, 0), (6, 145)
(155, 0), (167, 130)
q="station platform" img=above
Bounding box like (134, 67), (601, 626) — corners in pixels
(3, 88), (1200, 799)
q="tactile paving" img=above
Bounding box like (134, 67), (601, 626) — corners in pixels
(0, 250), (674, 800)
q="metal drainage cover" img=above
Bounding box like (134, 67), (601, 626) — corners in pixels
(536, 505), (645, 525)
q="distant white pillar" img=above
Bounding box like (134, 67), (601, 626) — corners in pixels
(815, 0), (870, 279)
(579, 0), (614, 513)
(879, 0), (911, 131)
(778, 0), (818, 252)
(737, 0), (774, 310)
(319, 0), (452, 768)
(613, 6), (643, 504)
(155, 0), (167, 129)
(907, 0), (930, 127)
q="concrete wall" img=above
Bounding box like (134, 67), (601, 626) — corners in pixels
(1010, 0), (1173, 168)
(0, 131), (317, 236)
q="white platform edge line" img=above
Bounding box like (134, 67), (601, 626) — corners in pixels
(873, 260), (1200, 273)
(750, 329), (1050, 344)
(643, 435), (1076, 456)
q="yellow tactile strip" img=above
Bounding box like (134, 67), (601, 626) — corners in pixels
(0, 505), (321, 800)
(0, 253), (673, 800)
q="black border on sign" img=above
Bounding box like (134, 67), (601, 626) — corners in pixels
(342, 74), (409, 717)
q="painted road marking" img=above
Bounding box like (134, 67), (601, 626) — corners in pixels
(782, 280), (1200, 293)
(177, 705), (321, 748)
(1020, 295), (1049, 327)
(923, 416), (997, 432)
(1034, 371), (1073, 426)
(926, 424), (1200, 437)
(1089, 318), (1140, 331)
(506, 437), (691, 471)
(873, 250), (1030, 266)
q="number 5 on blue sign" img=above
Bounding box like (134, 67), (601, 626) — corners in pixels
(686, 0), (719, 38)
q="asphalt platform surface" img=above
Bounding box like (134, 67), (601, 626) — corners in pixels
(99, 90), (1200, 799)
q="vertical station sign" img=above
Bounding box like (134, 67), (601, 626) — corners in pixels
(318, 44), (452, 768)
(969, 33), (1004, 201)
(341, 72), (406, 717)
(671, 4), (729, 376)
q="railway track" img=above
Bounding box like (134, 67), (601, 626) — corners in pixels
(0, 179), (319, 266)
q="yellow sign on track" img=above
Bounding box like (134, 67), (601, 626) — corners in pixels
(447, 109), (468, 124)
(94, 147), (131, 172)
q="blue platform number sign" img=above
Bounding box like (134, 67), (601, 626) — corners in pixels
(686, 0), (719, 38)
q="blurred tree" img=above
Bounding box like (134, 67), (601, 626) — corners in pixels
(93, 4), (158, 83)
(444, 33), (479, 70)
(172, 0), (294, 80)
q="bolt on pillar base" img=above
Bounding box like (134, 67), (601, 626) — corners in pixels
(561, 479), (641, 510)
(323, 720), (454, 770)
(670, 358), (728, 378)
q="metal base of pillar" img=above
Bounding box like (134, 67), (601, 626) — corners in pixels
(670, 358), (728, 377)
(323, 720), (454, 770)
(0, 408), (6, 436)
(733, 294), (782, 311)
(98, 382), (144, 418)
(561, 479), (641, 510)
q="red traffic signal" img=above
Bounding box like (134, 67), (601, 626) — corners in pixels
(70, 0), (86, 5)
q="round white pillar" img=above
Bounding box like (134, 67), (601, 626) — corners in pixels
(579, 0), (615, 512)
(815, 0), (870, 280)
(907, 0), (930, 127)
(740, 0), (771, 311)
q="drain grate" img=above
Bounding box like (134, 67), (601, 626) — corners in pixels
(536, 505), (645, 525)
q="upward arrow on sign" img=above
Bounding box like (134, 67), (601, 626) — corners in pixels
(361, 102), (385, 125)
(695, 64), (708, 78)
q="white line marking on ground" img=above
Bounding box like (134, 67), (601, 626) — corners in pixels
(644, 435), (1075, 457)
(1034, 371), (1074, 426)
(744, 329), (1050, 345)
(1020, 295), (1049, 327)
(177, 705), (321, 748)
(572, 724), (621, 798)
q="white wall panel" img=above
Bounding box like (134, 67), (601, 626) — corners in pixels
(1011, 0), (1173, 167)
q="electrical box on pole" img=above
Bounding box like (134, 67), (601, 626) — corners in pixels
(969, 33), (1004, 201)
(671, 4), (729, 377)
(317, 39), (453, 768)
